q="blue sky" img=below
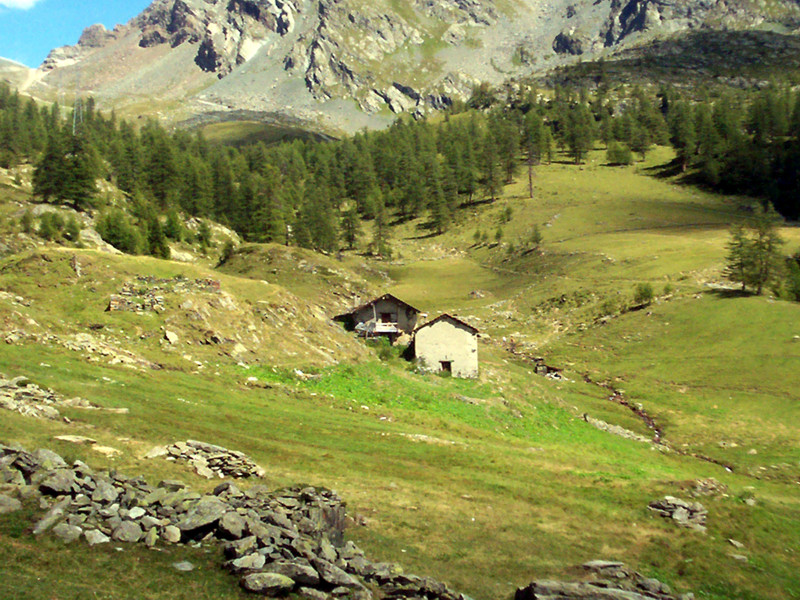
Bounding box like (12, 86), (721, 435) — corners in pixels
(0, 0), (151, 67)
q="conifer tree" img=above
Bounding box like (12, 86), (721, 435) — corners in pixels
(147, 215), (171, 259)
(341, 206), (361, 250)
(480, 131), (502, 201)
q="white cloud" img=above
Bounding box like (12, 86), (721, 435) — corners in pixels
(0, 0), (42, 8)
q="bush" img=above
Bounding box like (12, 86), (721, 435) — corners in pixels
(529, 224), (543, 248)
(599, 297), (617, 317)
(197, 220), (213, 251)
(164, 209), (183, 241)
(38, 212), (64, 241)
(20, 209), (34, 234)
(633, 282), (654, 305)
(96, 208), (142, 254)
(606, 142), (633, 166)
(218, 240), (236, 266)
(63, 215), (81, 242)
(785, 260), (800, 302)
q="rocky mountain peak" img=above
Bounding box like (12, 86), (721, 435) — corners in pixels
(30, 0), (800, 133)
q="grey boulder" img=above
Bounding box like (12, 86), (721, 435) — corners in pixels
(241, 572), (295, 595)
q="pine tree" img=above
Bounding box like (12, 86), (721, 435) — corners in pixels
(197, 220), (213, 252)
(565, 103), (594, 164)
(147, 216), (171, 259)
(668, 101), (697, 172)
(480, 131), (502, 201)
(724, 205), (785, 295)
(372, 195), (391, 258)
(164, 209), (183, 241)
(341, 206), (361, 250)
(748, 204), (785, 295)
(723, 222), (751, 292)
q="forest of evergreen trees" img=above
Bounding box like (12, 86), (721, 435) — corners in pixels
(1, 80), (800, 259)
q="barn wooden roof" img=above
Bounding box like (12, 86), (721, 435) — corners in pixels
(414, 313), (479, 335)
(347, 293), (421, 315)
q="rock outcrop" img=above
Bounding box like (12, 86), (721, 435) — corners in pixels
(149, 440), (267, 479)
(516, 560), (693, 600)
(32, 0), (800, 133)
(0, 442), (477, 600)
(0, 373), (98, 420)
(648, 496), (708, 533)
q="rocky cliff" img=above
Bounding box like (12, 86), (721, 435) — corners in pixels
(27, 0), (800, 133)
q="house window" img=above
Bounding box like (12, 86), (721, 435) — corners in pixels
(380, 312), (394, 323)
(440, 361), (452, 373)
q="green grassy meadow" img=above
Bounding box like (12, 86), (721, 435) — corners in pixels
(1, 147), (799, 599)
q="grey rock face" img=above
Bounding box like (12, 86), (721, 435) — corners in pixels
(264, 559), (321, 587)
(0, 493), (22, 515)
(229, 552), (266, 572)
(241, 572), (295, 595)
(84, 529), (111, 545)
(177, 496), (229, 534)
(648, 496), (707, 532)
(162, 525), (182, 543)
(113, 521), (143, 543)
(39, 470), (77, 496)
(313, 558), (362, 589)
(52, 522), (83, 543)
(516, 561), (685, 600)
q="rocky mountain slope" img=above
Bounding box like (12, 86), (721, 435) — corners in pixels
(18, 0), (800, 132)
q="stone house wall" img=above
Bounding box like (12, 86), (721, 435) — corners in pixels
(415, 317), (478, 378)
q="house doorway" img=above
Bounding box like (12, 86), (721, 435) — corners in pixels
(440, 361), (452, 373)
(380, 312), (393, 323)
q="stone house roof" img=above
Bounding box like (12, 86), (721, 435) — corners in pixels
(414, 313), (479, 335)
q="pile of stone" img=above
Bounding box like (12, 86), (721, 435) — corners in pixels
(689, 478), (728, 498)
(149, 440), (266, 479)
(648, 496), (708, 532)
(515, 560), (694, 600)
(0, 373), (95, 420)
(0, 442), (472, 600)
(582, 414), (652, 444)
(108, 276), (221, 314)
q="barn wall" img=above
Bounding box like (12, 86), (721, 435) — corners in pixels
(353, 299), (418, 333)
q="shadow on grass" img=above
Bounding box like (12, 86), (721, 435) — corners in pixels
(707, 288), (752, 299)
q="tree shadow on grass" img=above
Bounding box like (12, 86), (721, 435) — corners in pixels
(706, 288), (752, 299)
(640, 158), (686, 179)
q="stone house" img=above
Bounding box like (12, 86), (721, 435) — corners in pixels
(335, 294), (422, 341)
(413, 314), (479, 378)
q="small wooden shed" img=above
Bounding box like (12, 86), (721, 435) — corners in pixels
(414, 314), (479, 378)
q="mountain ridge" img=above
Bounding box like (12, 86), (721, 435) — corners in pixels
(14, 0), (800, 132)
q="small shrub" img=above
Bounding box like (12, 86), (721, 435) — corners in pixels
(63, 215), (81, 242)
(599, 297), (617, 316)
(495, 226), (503, 242)
(20, 209), (34, 234)
(529, 224), (543, 248)
(96, 208), (142, 254)
(633, 282), (654, 305)
(38, 212), (64, 241)
(197, 220), (213, 252)
(164, 209), (183, 241)
(218, 240), (236, 266)
(663, 283), (674, 296)
(606, 142), (633, 166)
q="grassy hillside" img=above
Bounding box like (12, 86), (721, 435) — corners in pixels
(1, 146), (799, 600)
